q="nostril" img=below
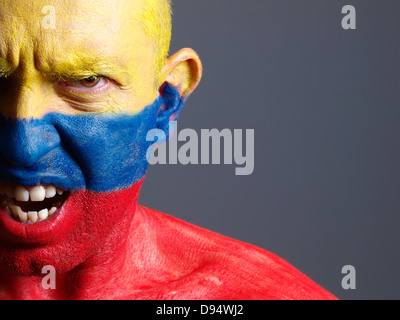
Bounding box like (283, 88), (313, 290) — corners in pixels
(0, 118), (60, 167)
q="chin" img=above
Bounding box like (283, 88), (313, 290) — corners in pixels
(0, 180), (143, 275)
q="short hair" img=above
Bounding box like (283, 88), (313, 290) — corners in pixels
(137, 0), (172, 85)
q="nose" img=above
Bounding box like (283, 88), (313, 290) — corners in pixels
(0, 118), (60, 167)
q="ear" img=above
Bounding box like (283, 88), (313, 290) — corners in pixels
(156, 48), (202, 136)
(161, 48), (203, 99)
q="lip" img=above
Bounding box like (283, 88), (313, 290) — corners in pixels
(0, 190), (74, 245)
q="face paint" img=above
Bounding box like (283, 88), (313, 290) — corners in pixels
(0, 83), (182, 191)
(0, 83), (183, 275)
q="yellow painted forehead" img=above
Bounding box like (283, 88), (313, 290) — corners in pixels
(0, 0), (171, 78)
(0, 1), (138, 50)
(0, 0), (173, 119)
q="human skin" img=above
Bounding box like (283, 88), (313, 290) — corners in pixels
(0, 0), (335, 299)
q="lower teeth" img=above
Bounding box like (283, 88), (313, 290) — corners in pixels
(1, 199), (66, 224)
(0, 184), (69, 224)
(3, 202), (59, 223)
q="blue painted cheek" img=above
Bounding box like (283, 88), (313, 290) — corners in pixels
(0, 83), (183, 192)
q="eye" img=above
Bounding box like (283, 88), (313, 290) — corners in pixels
(80, 75), (101, 88)
(56, 75), (109, 93)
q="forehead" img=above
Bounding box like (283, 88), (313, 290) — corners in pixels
(0, 0), (151, 73)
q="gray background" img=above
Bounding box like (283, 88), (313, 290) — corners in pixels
(140, 0), (400, 300)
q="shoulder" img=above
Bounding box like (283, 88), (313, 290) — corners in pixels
(132, 206), (337, 300)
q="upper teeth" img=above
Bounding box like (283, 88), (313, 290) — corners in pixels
(1, 185), (63, 202)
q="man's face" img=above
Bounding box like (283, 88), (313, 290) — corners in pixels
(0, 0), (166, 274)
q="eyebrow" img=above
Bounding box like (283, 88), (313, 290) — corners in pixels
(42, 54), (132, 85)
(0, 54), (131, 84)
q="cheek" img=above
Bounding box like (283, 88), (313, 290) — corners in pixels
(56, 110), (157, 191)
(0, 97), (160, 191)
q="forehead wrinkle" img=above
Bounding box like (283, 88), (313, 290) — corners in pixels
(0, 57), (15, 77)
(30, 4), (145, 84)
(0, 14), (34, 70)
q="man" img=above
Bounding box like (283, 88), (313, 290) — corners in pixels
(0, 0), (335, 299)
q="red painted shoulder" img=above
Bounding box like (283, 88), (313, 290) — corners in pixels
(128, 206), (337, 300)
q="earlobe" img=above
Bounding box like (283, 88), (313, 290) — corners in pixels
(160, 48), (203, 99)
(156, 82), (184, 137)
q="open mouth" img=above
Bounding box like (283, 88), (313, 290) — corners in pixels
(0, 184), (70, 223)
